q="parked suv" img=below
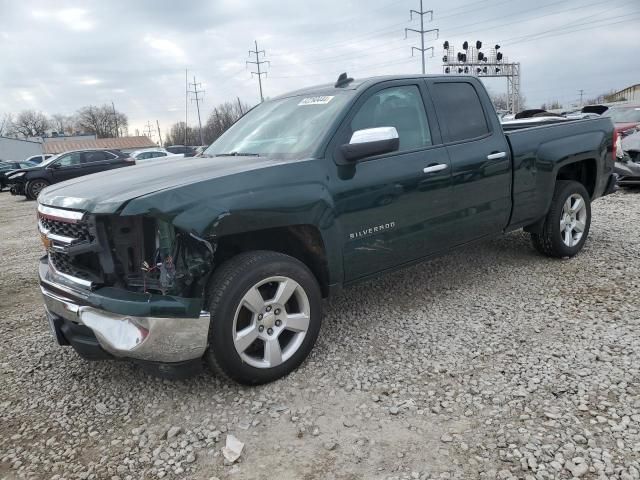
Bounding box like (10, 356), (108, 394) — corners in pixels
(6, 149), (134, 199)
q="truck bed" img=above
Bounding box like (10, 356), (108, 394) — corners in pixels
(503, 116), (614, 230)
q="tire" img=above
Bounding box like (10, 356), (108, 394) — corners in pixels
(204, 251), (322, 385)
(26, 179), (50, 200)
(531, 180), (591, 258)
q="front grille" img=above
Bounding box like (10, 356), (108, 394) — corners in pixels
(49, 251), (94, 280)
(39, 217), (93, 243)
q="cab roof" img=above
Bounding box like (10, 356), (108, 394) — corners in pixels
(272, 74), (470, 100)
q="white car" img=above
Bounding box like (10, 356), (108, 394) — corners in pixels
(130, 148), (185, 162)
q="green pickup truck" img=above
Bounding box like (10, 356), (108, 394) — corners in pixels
(37, 74), (617, 384)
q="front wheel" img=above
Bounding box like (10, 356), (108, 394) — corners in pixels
(531, 180), (591, 258)
(26, 179), (50, 200)
(205, 251), (322, 385)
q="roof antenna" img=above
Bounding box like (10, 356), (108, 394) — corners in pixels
(334, 72), (354, 88)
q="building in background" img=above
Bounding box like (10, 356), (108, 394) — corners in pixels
(0, 136), (43, 161)
(607, 84), (640, 103)
(42, 136), (156, 154)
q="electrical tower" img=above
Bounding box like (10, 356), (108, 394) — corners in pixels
(188, 76), (205, 146)
(442, 40), (522, 113)
(143, 121), (155, 140)
(405, 0), (438, 74)
(578, 89), (585, 107)
(247, 40), (269, 102)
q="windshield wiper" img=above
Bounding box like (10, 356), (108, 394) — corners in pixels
(214, 152), (260, 157)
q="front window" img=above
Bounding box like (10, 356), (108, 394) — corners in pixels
(606, 107), (640, 123)
(205, 92), (353, 159)
(55, 152), (82, 167)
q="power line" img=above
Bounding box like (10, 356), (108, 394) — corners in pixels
(247, 40), (269, 102)
(188, 76), (205, 146)
(405, 0), (438, 74)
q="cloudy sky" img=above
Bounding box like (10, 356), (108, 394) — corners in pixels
(0, 0), (638, 137)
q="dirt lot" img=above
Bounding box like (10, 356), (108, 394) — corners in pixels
(1, 190), (639, 480)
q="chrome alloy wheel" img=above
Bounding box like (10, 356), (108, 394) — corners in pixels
(232, 276), (311, 369)
(560, 193), (587, 247)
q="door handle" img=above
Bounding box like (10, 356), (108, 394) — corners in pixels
(487, 151), (507, 160)
(423, 163), (448, 174)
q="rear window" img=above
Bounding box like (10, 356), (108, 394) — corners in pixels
(432, 82), (490, 142)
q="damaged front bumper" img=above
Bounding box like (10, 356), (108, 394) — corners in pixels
(615, 159), (640, 185)
(39, 256), (210, 363)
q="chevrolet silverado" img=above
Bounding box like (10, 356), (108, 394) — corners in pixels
(36, 74), (617, 384)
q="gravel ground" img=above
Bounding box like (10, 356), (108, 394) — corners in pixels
(0, 189), (639, 480)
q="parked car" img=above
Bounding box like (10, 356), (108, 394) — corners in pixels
(130, 148), (184, 162)
(24, 154), (55, 165)
(36, 74), (616, 384)
(604, 104), (640, 132)
(614, 128), (640, 186)
(165, 145), (196, 157)
(6, 149), (134, 200)
(0, 161), (37, 191)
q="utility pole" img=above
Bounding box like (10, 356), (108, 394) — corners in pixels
(111, 101), (119, 138)
(156, 120), (163, 147)
(578, 89), (585, 107)
(247, 40), (269, 102)
(237, 96), (244, 116)
(184, 69), (188, 147)
(405, 0), (438, 74)
(188, 76), (205, 146)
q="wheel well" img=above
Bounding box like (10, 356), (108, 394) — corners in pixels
(556, 159), (597, 198)
(213, 225), (330, 297)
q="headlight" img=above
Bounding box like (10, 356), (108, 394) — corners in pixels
(9, 171), (25, 178)
(616, 136), (624, 159)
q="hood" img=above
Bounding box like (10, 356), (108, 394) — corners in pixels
(6, 165), (43, 178)
(38, 155), (287, 214)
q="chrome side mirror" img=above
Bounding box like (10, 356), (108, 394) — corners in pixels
(341, 127), (400, 162)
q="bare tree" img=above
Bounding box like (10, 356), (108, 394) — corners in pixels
(488, 91), (527, 113)
(75, 105), (128, 138)
(50, 114), (76, 136)
(11, 110), (49, 138)
(164, 122), (200, 146)
(0, 113), (12, 136)
(203, 100), (251, 145)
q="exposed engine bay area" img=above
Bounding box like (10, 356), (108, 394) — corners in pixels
(40, 211), (215, 298)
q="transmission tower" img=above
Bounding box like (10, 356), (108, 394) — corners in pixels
(247, 40), (269, 102)
(405, 0), (439, 74)
(143, 121), (154, 140)
(188, 76), (205, 146)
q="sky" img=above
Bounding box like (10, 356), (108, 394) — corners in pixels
(0, 0), (638, 138)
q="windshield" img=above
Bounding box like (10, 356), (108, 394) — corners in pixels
(204, 93), (353, 159)
(605, 107), (640, 123)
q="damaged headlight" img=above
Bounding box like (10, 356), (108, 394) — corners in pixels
(139, 219), (214, 297)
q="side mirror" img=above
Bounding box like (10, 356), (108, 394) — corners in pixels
(340, 127), (400, 162)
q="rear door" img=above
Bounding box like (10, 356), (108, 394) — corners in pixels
(426, 79), (512, 242)
(331, 80), (454, 281)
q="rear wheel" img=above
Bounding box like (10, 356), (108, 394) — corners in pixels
(26, 179), (50, 200)
(531, 180), (591, 258)
(205, 251), (322, 385)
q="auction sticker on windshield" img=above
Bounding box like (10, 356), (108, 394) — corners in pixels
(298, 96), (334, 105)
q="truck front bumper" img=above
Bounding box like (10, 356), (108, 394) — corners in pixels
(39, 257), (210, 363)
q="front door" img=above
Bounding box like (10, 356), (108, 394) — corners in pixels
(330, 81), (454, 281)
(50, 152), (85, 182)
